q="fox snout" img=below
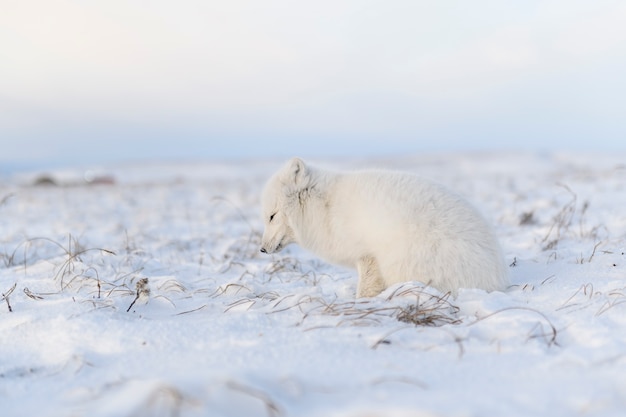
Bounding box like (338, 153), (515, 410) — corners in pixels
(259, 239), (274, 254)
(259, 222), (294, 255)
(259, 243), (277, 254)
(259, 237), (284, 254)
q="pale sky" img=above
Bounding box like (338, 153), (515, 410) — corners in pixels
(2, 0), (626, 168)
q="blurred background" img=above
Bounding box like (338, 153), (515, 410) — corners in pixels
(2, 0), (626, 172)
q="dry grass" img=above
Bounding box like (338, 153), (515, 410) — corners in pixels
(596, 286), (626, 316)
(126, 278), (151, 312)
(541, 184), (608, 256)
(470, 307), (560, 347)
(251, 281), (462, 331)
(0, 234), (160, 313)
(387, 285), (461, 326)
(541, 184), (579, 251)
(138, 384), (191, 417)
(1, 282), (16, 312)
(226, 381), (283, 417)
(557, 282), (626, 316)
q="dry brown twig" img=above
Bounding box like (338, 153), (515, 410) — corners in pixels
(2, 283), (17, 312)
(126, 278), (150, 312)
(23, 287), (45, 300)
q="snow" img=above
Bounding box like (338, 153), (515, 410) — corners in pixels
(1, 152), (625, 417)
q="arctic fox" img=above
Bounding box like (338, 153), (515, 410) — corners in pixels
(260, 158), (509, 297)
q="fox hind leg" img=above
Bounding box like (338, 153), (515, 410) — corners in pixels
(356, 256), (385, 298)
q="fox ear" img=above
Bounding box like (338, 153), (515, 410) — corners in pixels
(287, 157), (308, 187)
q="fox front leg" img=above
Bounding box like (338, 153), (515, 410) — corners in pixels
(356, 256), (385, 298)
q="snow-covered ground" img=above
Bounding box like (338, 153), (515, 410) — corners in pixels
(1, 152), (625, 417)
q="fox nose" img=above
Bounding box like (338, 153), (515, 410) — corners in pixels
(260, 247), (267, 254)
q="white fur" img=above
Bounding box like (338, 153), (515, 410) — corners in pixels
(260, 158), (509, 297)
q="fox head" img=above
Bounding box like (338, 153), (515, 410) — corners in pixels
(259, 157), (312, 254)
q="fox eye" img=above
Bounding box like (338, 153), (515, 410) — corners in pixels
(269, 212), (277, 223)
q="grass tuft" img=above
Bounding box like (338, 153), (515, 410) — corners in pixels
(126, 278), (150, 312)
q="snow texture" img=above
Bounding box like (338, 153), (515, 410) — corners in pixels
(1, 152), (625, 417)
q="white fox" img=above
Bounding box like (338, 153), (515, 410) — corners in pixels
(260, 158), (509, 297)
